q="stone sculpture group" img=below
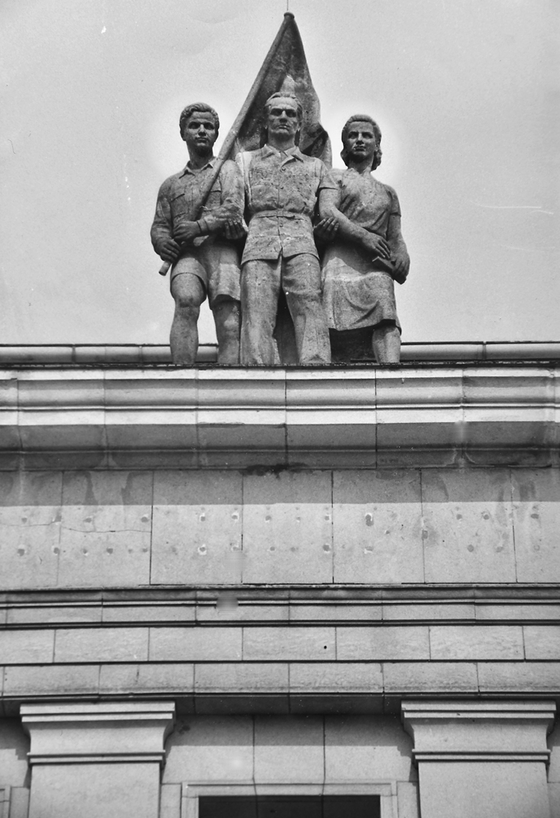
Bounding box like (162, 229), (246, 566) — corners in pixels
(151, 95), (409, 366)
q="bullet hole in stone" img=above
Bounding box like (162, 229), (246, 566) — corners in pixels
(290, 546), (297, 552)
(142, 547), (149, 553)
(324, 515), (330, 521)
(456, 513), (462, 521)
(231, 511), (240, 521)
(84, 517), (93, 523)
(421, 529), (429, 540)
(482, 512), (490, 520)
(265, 515), (272, 523)
(54, 509), (62, 522)
(467, 544), (475, 552)
(364, 546), (374, 554)
(323, 645), (328, 650)
(198, 544), (207, 555)
(17, 548), (26, 556)
(534, 544), (541, 551)
(21, 516), (28, 523)
(296, 516), (301, 523)
(530, 513), (539, 520)
(53, 547), (60, 555)
(106, 547), (114, 554)
(269, 546), (276, 552)
(83, 548), (88, 555)
(495, 546), (504, 552)
(323, 544), (331, 552)
(200, 514), (206, 522)
(365, 513), (373, 527)
(141, 515), (149, 523)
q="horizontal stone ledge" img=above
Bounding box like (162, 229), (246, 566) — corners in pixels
(2, 342), (560, 365)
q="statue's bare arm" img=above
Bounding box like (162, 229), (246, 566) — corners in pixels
(386, 212), (410, 283)
(317, 188), (391, 260)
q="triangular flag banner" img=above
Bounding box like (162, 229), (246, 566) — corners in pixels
(229, 13), (331, 165)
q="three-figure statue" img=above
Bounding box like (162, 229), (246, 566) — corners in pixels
(150, 103), (244, 365)
(319, 115), (410, 364)
(235, 92), (338, 366)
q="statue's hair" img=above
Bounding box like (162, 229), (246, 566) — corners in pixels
(264, 92), (303, 122)
(179, 103), (219, 138)
(341, 114), (383, 170)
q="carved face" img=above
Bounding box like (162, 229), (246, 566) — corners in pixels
(182, 111), (218, 157)
(343, 120), (377, 165)
(266, 97), (300, 142)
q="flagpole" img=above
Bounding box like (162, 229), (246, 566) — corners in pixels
(158, 13), (296, 276)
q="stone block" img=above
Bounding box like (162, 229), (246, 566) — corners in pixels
(290, 603), (382, 622)
(523, 626), (560, 659)
(54, 627), (149, 662)
(149, 627), (242, 662)
(337, 626), (430, 661)
(28, 762), (160, 818)
(383, 603), (475, 621)
(160, 784), (181, 818)
(0, 472), (62, 589)
(58, 471), (152, 587)
(254, 715), (324, 783)
(477, 662), (560, 692)
(421, 469), (516, 583)
(194, 662), (288, 693)
(549, 783), (560, 818)
(163, 715), (254, 784)
(8, 787), (30, 818)
(242, 626), (335, 661)
(242, 471), (333, 584)
(475, 603), (560, 620)
(151, 471), (243, 584)
(102, 603), (195, 623)
(383, 662), (478, 693)
(511, 469), (560, 582)
(332, 470), (424, 583)
(289, 662), (383, 693)
(99, 663), (194, 695)
(0, 630), (54, 664)
(195, 599), (289, 623)
(3, 665), (99, 697)
(429, 625), (524, 660)
(397, 782), (420, 818)
(7, 604), (102, 625)
(324, 715), (414, 781)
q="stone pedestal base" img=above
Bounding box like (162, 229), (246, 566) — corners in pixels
(21, 702), (175, 818)
(402, 701), (555, 818)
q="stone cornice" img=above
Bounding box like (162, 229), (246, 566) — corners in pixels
(1, 365), (559, 468)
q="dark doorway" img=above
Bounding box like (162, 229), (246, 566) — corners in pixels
(199, 795), (381, 818)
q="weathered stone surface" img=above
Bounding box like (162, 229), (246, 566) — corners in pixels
(242, 471), (333, 584)
(254, 715), (325, 783)
(242, 626), (336, 661)
(0, 630), (54, 664)
(151, 471), (243, 584)
(337, 626), (430, 661)
(333, 470), (424, 583)
(324, 715), (414, 781)
(429, 625), (524, 660)
(149, 627), (242, 662)
(54, 627), (149, 663)
(163, 715), (254, 783)
(0, 472), (61, 589)
(511, 468), (560, 582)
(289, 662), (383, 693)
(383, 662), (479, 693)
(3, 665), (100, 697)
(421, 469), (516, 583)
(58, 471), (152, 587)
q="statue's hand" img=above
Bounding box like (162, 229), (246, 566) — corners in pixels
(223, 218), (247, 241)
(315, 216), (339, 243)
(391, 252), (409, 284)
(173, 221), (200, 244)
(157, 237), (181, 263)
(362, 233), (391, 260)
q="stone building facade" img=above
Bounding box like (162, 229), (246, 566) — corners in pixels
(1, 344), (559, 818)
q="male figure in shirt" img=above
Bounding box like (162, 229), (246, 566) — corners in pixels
(236, 92), (337, 366)
(320, 115), (410, 364)
(151, 103), (244, 365)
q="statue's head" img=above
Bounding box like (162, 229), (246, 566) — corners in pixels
(179, 103), (220, 156)
(262, 92), (303, 145)
(341, 115), (382, 170)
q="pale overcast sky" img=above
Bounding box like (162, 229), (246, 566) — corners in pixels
(1, 0), (558, 345)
